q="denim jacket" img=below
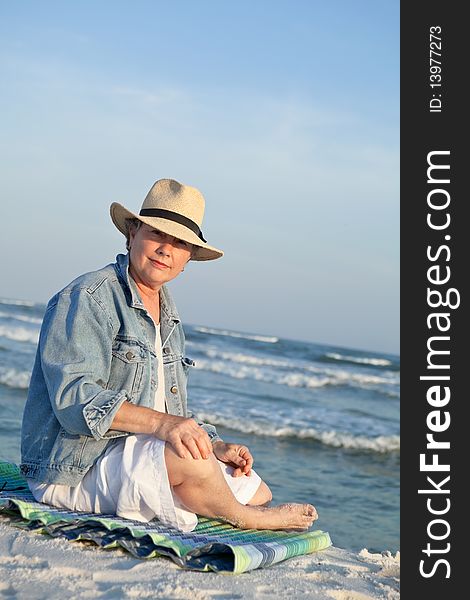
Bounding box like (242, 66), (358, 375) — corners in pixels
(20, 253), (221, 486)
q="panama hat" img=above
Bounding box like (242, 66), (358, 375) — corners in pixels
(110, 179), (223, 261)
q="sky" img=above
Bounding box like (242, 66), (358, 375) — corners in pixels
(0, 1), (399, 354)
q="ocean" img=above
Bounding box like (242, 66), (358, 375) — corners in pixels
(0, 297), (399, 554)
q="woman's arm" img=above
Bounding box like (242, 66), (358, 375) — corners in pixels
(39, 288), (130, 440)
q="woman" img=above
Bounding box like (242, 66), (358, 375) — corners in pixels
(20, 178), (317, 531)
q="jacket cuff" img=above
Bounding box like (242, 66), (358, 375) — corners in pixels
(208, 429), (223, 444)
(188, 411), (222, 444)
(83, 391), (130, 440)
(199, 422), (223, 444)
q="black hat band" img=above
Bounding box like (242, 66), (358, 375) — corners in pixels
(139, 208), (207, 242)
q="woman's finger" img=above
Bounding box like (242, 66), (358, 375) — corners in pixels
(171, 438), (191, 460)
(195, 437), (212, 460)
(230, 454), (246, 467)
(203, 436), (213, 458)
(239, 447), (253, 472)
(192, 430), (212, 459)
(183, 436), (203, 460)
(232, 466), (244, 477)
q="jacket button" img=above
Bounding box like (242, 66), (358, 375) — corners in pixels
(125, 351), (134, 360)
(163, 347), (170, 354)
(170, 385), (178, 394)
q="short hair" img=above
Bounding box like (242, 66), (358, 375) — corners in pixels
(124, 218), (142, 251)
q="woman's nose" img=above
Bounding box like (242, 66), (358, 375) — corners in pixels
(157, 241), (172, 255)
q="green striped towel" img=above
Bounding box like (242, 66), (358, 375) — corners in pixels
(0, 460), (331, 573)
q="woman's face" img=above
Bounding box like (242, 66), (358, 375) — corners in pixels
(128, 223), (192, 291)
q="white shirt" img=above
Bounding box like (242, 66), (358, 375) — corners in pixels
(154, 323), (166, 413)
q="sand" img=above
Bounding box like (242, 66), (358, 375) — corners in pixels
(0, 518), (399, 600)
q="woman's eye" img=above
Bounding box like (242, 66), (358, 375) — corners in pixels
(151, 229), (188, 247)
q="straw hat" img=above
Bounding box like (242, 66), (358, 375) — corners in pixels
(110, 179), (223, 261)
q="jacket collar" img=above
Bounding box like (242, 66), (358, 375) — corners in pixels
(115, 253), (180, 323)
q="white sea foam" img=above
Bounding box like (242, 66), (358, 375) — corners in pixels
(196, 359), (269, 382)
(0, 366), (31, 389)
(196, 412), (400, 452)
(0, 324), (39, 344)
(194, 357), (399, 391)
(0, 298), (36, 307)
(0, 311), (43, 325)
(194, 326), (278, 344)
(189, 342), (400, 385)
(326, 352), (393, 367)
(204, 348), (291, 368)
(325, 368), (399, 386)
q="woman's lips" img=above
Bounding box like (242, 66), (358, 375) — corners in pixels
(149, 258), (170, 269)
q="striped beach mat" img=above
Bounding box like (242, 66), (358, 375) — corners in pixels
(0, 460), (331, 573)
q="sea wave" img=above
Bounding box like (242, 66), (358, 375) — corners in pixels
(0, 298), (36, 307)
(0, 311), (43, 325)
(196, 412), (400, 453)
(203, 348), (291, 368)
(0, 324), (39, 344)
(194, 358), (399, 392)
(326, 352), (393, 367)
(324, 368), (399, 387)
(194, 326), (278, 344)
(189, 345), (399, 384)
(195, 358), (329, 386)
(0, 366), (31, 389)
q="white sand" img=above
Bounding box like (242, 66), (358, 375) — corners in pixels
(0, 519), (399, 599)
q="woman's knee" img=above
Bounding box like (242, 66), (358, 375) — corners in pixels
(248, 480), (273, 506)
(164, 443), (220, 486)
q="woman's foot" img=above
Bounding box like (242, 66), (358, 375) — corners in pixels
(227, 502), (318, 531)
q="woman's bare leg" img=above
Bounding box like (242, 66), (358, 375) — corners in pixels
(165, 445), (317, 530)
(248, 480), (273, 506)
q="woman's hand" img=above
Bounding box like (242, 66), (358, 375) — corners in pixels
(212, 441), (254, 477)
(153, 414), (213, 460)
(111, 402), (213, 460)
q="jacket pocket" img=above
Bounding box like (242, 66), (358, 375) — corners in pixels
(108, 337), (147, 398)
(177, 357), (195, 404)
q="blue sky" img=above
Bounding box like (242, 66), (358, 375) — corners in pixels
(0, 1), (399, 354)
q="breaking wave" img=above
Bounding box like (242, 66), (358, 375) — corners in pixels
(0, 366), (31, 389)
(326, 352), (393, 367)
(196, 412), (400, 453)
(0, 324), (39, 344)
(193, 357), (399, 393)
(0, 298), (36, 307)
(194, 326), (278, 344)
(0, 311), (43, 325)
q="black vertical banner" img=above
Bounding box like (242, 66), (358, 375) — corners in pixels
(401, 2), (465, 597)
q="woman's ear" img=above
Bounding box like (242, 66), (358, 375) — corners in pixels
(128, 225), (137, 249)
